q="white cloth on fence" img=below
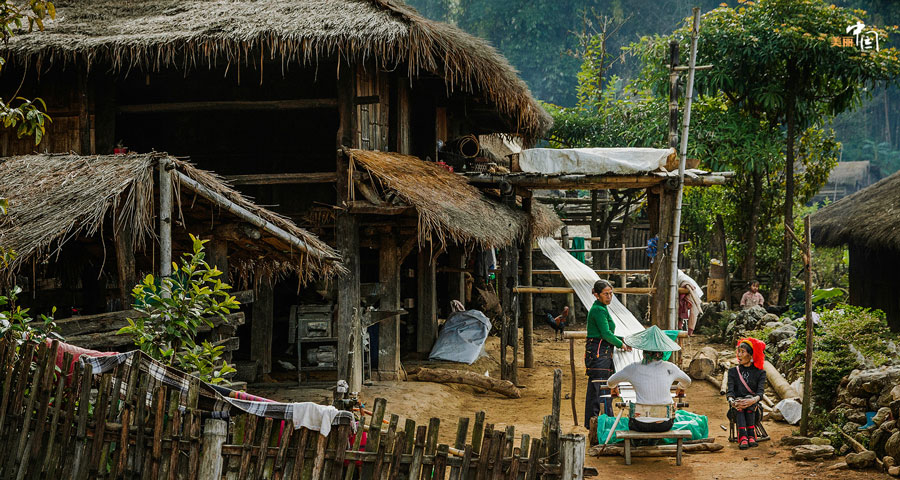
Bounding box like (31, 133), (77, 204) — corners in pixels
(678, 270), (704, 332)
(537, 237), (643, 369)
(519, 147), (673, 175)
(291, 402), (342, 436)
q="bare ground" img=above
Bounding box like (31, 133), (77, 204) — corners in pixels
(258, 328), (889, 479)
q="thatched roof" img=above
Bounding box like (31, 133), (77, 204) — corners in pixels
(347, 149), (560, 248)
(811, 169), (900, 251)
(5, 0), (551, 141)
(0, 153), (343, 283)
(827, 161), (870, 187)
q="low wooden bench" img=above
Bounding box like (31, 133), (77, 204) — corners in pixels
(615, 429), (692, 466)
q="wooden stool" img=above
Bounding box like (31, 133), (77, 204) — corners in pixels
(615, 429), (692, 466)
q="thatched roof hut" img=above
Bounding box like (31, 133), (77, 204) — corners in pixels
(347, 149), (560, 248)
(811, 169), (900, 252)
(0, 153), (343, 284)
(4, 0), (551, 141)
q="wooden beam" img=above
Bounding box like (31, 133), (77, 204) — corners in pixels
(464, 173), (731, 190)
(378, 233), (401, 380)
(336, 212), (360, 383)
(78, 71), (93, 154)
(513, 286), (688, 295)
(523, 196), (534, 370)
(251, 276), (274, 379)
(447, 246), (466, 306)
(347, 201), (412, 216)
(158, 158), (173, 277)
(117, 99), (338, 114)
(113, 221), (135, 309)
(531, 269), (650, 275)
(223, 172), (337, 185)
(416, 244), (437, 353)
(206, 237), (229, 284)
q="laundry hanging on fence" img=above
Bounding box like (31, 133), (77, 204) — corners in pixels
(79, 347), (353, 431)
(537, 237), (643, 370)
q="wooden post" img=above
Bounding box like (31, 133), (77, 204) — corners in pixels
(207, 238), (229, 284)
(337, 213), (360, 383)
(78, 70), (92, 155)
(569, 339), (578, 426)
(158, 157), (173, 278)
(619, 243), (628, 306)
(559, 435), (585, 480)
(198, 419), (226, 480)
(523, 195), (534, 369)
(251, 275), (274, 378)
(114, 220), (135, 309)
(447, 246), (466, 305)
(378, 232), (401, 380)
(800, 216), (813, 436)
(650, 187), (675, 329)
(417, 243), (437, 353)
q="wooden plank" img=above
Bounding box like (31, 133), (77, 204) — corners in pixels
(367, 398), (387, 454)
(386, 433), (405, 480)
(288, 428), (310, 480)
(343, 414), (366, 480)
(519, 435), (530, 459)
(474, 425), (493, 480)
(407, 426), (427, 480)
(130, 375), (149, 480)
(335, 212), (360, 383)
(615, 430), (692, 439)
(118, 98), (338, 113)
(416, 244), (438, 353)
(378, 233), (401, 379)
(506, 448), (520, 480)
(159, 157), (173, 277)
(471, 412), (485, 454)
(464, 173), (729, 189)
(458, 445), (473, 480)
(114, 219), (136, 308)
(224, 172), (337, 186)
(370, 429), (388, 480)
(523, 439), (541, 480)
(310, 433), (328, 480)
(238, 415), (258, 479)
(251, 276), (275, 378)
(273, 422), (294, 480)
(70, 363), (94, 480)
(13, 351), (45, 478)
(433, 445), (449, 480)
(166, 409), (183, 480)
(424, 418), (440, 456)
(522, 199), (534, 370)
(513, 286), (687, 295)
(403, 419), (416, 454)
(254, 418), (274, 479)
(530, 269), (650, 275)
(330, 424), (351, 480)
(504, 425), (515, 458)
(46, 353), (79, 478)
(489, 431), (505, 480)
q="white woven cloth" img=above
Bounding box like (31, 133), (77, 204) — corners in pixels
(537, 237), (644, 369)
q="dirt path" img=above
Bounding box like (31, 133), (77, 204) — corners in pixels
(260, 327), (888, 479)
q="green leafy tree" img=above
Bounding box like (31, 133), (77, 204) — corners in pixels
(118, 235), (239, 384)
(0, 0), (54, 143)
(678, 0), (900, 302)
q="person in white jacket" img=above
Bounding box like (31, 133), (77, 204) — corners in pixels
(608, 326), (691, 432)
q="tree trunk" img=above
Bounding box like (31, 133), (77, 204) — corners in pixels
(412, 368), (521, 398)
(687, 346), (718, 380)
(764, 360), (800, 399)
(781, 100), (797, 305)
(743, 170), (763, 282)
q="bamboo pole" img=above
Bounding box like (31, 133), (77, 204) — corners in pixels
(667, 7), (701, 330)
(514, 286), (689, 295)
(801, 216), (813, 436)
(620, 244), (628, 306)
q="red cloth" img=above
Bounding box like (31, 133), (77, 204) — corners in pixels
(51, 340), (118, 382)
(346, 431), (367, 467)
(737, 338), (766, 369)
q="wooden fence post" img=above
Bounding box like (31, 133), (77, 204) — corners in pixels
(559, 434), (585, 480)
(199, 419), (227, 480)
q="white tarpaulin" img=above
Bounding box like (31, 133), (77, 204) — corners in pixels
(537, 237), (643, 369)
(520, 147), (674, 175)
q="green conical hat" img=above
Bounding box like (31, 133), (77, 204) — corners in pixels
(624, 326), (681, 352)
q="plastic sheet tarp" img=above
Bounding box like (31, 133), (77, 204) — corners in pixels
(537, 237), (643, 369)
(429, 310), (492, 364)
(519, 147), (674, 175)
(596, 410), (709, 444)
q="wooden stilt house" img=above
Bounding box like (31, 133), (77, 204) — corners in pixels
(0, 0), (555, 385)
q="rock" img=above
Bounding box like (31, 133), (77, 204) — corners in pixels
(768, 324), (798, 345)
(843, 422), (863, 434)
(890, 466), (900, 477)
(762, 313), (779, 323)
(872, 427), (892, 458)
(845, 450), (876, 469)
(839, 444), (851, 455)
(810, 437), (832, 446)
(848, 411), (869, 424)
(885, 456), (896, 469)
(892, 385), (900, 402)
(792, 444), (834, 460)
(892, 399), (900, 420)
(887, 431), (900, 459)
(826, 462), (847, 470)
(874, 407), (893, 427)
(847, 366), (900, 398)
(850, 397), (868, 408)
(885, 420), (897, 431)
(781, 435), (812, 446)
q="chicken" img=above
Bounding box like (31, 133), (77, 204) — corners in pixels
(544, 306), (569, 341)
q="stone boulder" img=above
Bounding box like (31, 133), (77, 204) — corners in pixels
(886, 431), (900, 460)
(792, 444), (834, 460)
(845, 450), (876, 469)
(781, 435), (812, 446)
(846, 366), (900, 398)
(768, 324), (797, 345)
(872, 426), (892, 458)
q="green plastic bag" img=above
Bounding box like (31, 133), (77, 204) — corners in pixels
(595, 410), (708, 445)
(571, 237), (586, 264)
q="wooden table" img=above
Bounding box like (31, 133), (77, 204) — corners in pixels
(615, 429), (693, 466)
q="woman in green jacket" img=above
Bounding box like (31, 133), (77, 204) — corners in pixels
(584, 279), (631, 428)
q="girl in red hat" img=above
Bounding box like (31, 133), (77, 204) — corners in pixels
(727, 338), (767, 449)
